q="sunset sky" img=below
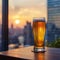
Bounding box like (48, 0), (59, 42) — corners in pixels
(0, 0), (47, 28)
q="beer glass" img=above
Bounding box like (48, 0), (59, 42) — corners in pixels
(33, 18), (46, 52)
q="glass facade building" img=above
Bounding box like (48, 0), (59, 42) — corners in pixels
(47, 0), (60, 42)
(48, 0), (60, 28)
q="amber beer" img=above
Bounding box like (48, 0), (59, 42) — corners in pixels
(33, 18), (46, 52)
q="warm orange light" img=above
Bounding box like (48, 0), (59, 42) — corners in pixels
(15, 19), (20, 24)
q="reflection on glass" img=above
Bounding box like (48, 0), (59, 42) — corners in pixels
(34, 53), (45, 60)
(33, 18), (46, 52)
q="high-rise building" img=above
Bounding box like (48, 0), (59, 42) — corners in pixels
(47, 0), (60, 42)
(48, 0), (60, 28)
(24, 21), (34, 46)
(9, 24), (14, 36)
(47, 23), (56, 42)
(11, 24), (14, 29)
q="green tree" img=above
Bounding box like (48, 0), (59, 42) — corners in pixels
(47, 38), (60, 48)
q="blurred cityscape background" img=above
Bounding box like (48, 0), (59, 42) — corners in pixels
(0, 0), (60, 51)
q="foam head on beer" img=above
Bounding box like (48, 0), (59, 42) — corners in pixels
(33, 17), (45, 22)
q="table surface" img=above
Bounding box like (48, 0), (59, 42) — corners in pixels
(0, 46), (60, 60)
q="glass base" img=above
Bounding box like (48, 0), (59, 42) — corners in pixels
(34, 48), (45, 53)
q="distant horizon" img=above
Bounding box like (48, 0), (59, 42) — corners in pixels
(0, 0), (47, 28)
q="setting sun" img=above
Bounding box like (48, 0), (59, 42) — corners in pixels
(15, 19), (20, 24)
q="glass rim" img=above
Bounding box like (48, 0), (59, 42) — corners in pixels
(33, 17), (45, 22)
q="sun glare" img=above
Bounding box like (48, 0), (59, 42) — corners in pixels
(15, 19), (20, 24)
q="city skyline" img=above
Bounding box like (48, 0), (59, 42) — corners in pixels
(0, 0), (47, 28)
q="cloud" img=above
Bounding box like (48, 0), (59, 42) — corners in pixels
(9, 0), (46, 8)
(0, 0), (47, 27)
(9, 6), (21, 15)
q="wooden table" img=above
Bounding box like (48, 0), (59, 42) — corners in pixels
(0, 46), (60, 60)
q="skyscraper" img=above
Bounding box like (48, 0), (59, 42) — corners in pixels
(24, 21), (34, 46)
(48, 0), (60, 28)
(47, 0), (60, 42)
(11, 24), (14, 29)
